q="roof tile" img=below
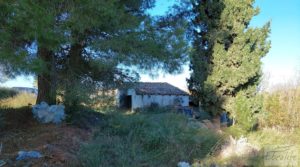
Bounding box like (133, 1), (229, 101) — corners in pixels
(134, 82), (189, 96)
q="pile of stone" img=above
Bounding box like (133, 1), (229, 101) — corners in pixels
(32, 102), (65, 124)
(177, 161), (190, 167)
(219, 136), (259, 159)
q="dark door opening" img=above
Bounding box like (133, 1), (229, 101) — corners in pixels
(123, 95), (132, 109)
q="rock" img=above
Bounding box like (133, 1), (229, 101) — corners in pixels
(32, 102), (65, 124)
(16, 151), (42, 161)
(32, 102), (48, 122)
(177, 161), (191, 167)
(219, 136), (259, 159)
(48, 105), (65, 124)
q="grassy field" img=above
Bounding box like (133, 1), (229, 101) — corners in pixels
(0, 87), (36, 108)
(0, 93), (36, 108)
(78, 111), (221, 167)
(1, 88), (300, 166)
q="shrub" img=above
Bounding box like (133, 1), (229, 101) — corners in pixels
(78, 112), (221, 167)
(232, 93), (263, 133)
(66, 105), (106, 129)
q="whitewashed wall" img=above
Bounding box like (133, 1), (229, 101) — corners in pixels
(125, 89), (189, 109)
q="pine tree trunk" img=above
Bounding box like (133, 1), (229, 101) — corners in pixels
(36, 48), (56, 105)
(36, 74), (56, 104)
(63, 42), (84, 108)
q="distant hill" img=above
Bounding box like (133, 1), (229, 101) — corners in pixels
(12, 87), (38, 95)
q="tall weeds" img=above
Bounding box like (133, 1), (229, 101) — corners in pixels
(262, 86), (300, 129)
(78, 112), (221, 167)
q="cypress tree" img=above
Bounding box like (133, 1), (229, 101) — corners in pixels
(188, 0), (271, 122)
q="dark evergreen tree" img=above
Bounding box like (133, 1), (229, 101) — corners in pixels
(188, 0), (270, 124)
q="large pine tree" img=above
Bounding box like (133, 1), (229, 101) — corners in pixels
(0, 0), (188, 106)
(188, 0), (270, 120)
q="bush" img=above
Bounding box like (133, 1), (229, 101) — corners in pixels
(78, 112), (221, 167)
(66, 105), (106, 129)
(232, 93), (262, 133)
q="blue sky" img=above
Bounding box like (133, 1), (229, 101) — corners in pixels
(252, 0), (300, 87)
(143, 0), (300, 90)
(1, 0), (300, 90)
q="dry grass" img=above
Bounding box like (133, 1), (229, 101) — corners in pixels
(262, 86), (300, 128)
(206, 128), (300, 166)
(0, 93), (36, 108)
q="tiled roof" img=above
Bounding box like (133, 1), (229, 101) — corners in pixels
(133, 82), (189, 96)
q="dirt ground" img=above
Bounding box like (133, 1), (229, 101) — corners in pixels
(0, 107), (92, 167)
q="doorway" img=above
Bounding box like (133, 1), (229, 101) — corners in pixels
(123, 95), (132, 109)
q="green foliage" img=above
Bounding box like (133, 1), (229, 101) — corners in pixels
(187, 0), (270, 132)
(0, 88), (18, 100)
(0, 65), (9, 82)
(0, 0), (188, 106)
(66, 106), (106, 129)
(78, 112), (220, 167)
(232, 92), (262, 132)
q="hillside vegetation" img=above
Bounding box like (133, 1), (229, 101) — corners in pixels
(262, 85), (300, 129)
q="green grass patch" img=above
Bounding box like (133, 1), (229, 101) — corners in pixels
(78, 112), (221, 167)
